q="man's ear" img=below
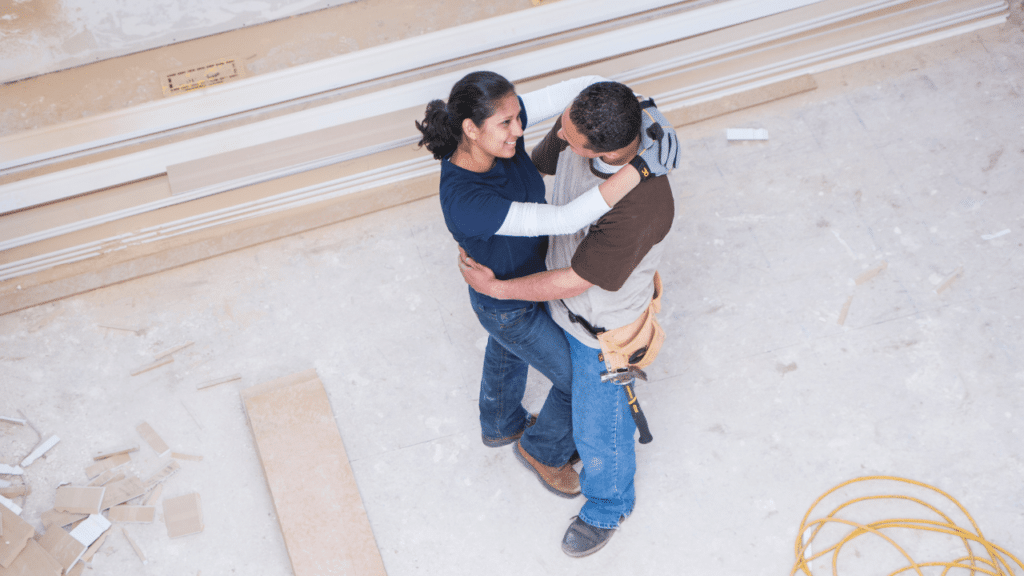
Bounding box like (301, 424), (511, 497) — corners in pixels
(462, 117), (479, 141)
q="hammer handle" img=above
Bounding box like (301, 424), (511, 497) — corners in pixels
(623, 382), (653, 444)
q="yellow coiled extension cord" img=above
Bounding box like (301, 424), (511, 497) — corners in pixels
(792, 476), (1023, 576)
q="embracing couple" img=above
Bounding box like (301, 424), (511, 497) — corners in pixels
(416, 71), (678, 557)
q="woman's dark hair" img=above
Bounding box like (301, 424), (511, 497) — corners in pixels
(568, 81), (641, 153)
(416, 71), (516, 160)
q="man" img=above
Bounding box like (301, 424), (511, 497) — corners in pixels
(460, 81), (677, 557)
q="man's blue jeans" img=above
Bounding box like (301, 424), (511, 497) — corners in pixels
(568, 330), (636, 529)
(469, 289), (575, 467)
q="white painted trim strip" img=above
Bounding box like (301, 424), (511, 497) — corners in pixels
(0, 0), (690, 171)
(0, 0), (826, 213)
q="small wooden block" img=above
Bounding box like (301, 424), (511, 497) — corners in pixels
(0, 486), (29, 498)
(68, 514), (111, 547)
(144, 459), (181, 488)
(136, 422), (171, 456)
(121, 527), (147, 565)
(855, 261), (888, 285)
(107, 505), (156, 523)
(196, 374), (242, 390)
(171, 452), (203, 461)
(54, 486), (106, 515)
(837, 295), (854, 326)
(130, 356), (173, 376)
(0, 539), (62, 575)
(163, 493), (204, 538)
(20, 435), (60, 467)
(84, 453), (130, 480)
(36, 525), (87, 572)
(92, 445), (139, 461)
(153, 341), (194, 360)
(40, 509), (88, 529)
(100, 476), (146, 511)
(144, 484), (164, 506)
(0, 504), (35, 568)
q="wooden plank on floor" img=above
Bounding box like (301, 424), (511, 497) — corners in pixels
(241, 369), (386, 576)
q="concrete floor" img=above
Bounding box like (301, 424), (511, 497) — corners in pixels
(2, 6), (1023, 576)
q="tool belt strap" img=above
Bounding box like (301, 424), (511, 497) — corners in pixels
(596, 271), (665, 372)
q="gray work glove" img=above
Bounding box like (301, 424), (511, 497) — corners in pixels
(628, 99), (680, 181)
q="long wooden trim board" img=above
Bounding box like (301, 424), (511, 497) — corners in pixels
(241, 369), (387, 576)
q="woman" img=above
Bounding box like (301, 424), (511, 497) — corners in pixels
(415, 71), (643, 493)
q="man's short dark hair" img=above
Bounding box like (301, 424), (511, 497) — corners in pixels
(568, 81), (641, 153)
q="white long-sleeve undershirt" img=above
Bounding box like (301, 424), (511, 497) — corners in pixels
(496, 75), (611, 237)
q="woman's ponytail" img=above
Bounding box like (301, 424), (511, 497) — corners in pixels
(416, 71), (516, 161)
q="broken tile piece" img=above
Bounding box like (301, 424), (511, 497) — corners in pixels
(54, 486), (106, 515)
(84, 453), (130, 480)
(20, 435), (60, 467)
(0, 538), (61, 575)
(41, 509), (88, 529)
(136, 422), (171, 456)
(0, 464), (24, 476)
(121, 526), (147, 565)
(107, 505), (156, 523)
(726, 127), (769, 140)
(68, 514), (111, 547)
(0, 504), (35, 568)
(0, 495), (23, 515)
(164, 493), (204, 538)
(92, 444), (139, 461)
(36, 525), (87, 572)
(144, 459), (180, 488)
(101, 476), (146, 510)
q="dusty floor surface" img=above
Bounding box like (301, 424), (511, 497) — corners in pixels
(2, 5), (1024, 576)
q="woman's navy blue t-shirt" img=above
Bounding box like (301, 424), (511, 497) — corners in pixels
(439, 97), (548, 310)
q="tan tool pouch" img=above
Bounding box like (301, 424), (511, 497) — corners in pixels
(597, 272), (665, 372)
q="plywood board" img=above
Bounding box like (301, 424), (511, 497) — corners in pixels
(100, 476), (146, 511)
(136, 422), (171, 456)
(53, 486), (105, 515)
(163, 493), (204, 538)
(83, 453), (130, 480)
(0, 539), (61, 576)
(241, 369), (387, 576)
(0, 505), (34, 568)
(40, 510), (87, 530)
(36, 526), (86, 572)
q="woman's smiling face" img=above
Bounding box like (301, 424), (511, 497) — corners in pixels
(473, 92), (524, 160)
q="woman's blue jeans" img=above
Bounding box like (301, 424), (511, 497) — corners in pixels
(567, 330), (636, 529)
(470, 289), (576, 467)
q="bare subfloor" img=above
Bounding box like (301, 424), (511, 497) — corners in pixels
(2, 10), (1024, 576)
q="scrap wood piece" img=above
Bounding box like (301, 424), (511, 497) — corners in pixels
(144, 459), (180, 488)
(81, 530), (108, 563)
(84, 453), (130, 480)
(196, 374), (242, 390)
(171, 452), (203, 461)
(163, 493), (204, 538)
(136, 422), (171, 456)
(108, 505), (156, 523)
(54, 486), (106, 515)
(36, 525), (87, 572)
(41, 510), (87, 529)
(144, 484), (163, 506)
(68, 514), (111, 547)
(100, 476), (146, 511)
(121, 527), (147, 565)
(0, 539), (61, 576)
(0, 504), (34, 568)
(936, 265), (964, 294)
(67, 562), (86, 576)
(0, 464), (24, 475)
(241, 369), (387, 576)
(855, 260), (888, 285)
(87, 470), (125, 487)
(153, 341), (194, 360)
(92, 444), (139, 461)
(0, 495), (23, 515)
(20, 435), (60, 467)
(0, 486), (29, 499)
(130, 356), (173, 376)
